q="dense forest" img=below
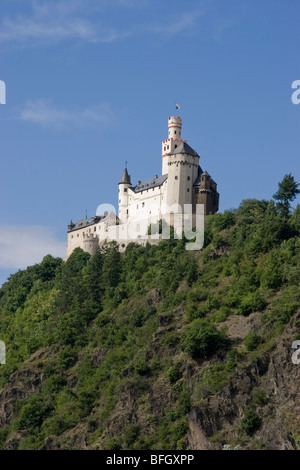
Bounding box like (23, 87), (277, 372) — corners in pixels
(0, 176), (300, 450)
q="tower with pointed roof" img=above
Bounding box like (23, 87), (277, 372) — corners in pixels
(162, 116), (200, 211)
(66, 115), (219, 258)
(118, 166), (131, 224)
(117, 115), (219, 229)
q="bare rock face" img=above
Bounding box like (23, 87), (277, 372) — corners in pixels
(188, 408), (215, 450)
(0, 351), (45, 428)
(186, 315), (300, 450)
(0, 304), (300, 451)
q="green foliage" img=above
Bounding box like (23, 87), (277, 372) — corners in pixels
(244, 332), (264, 351)
(273, 173), (300, 218)
(241, 407), (262, 436)
(104, 437), (123, 450)
(167, 366), (181, 384)
(1, 190), (300, 449)
(177, 382), (191, 414)
(239, 292), (267, 316)
(18, 395), (54, 434)
(264, 285), (300, 329)
(0, 427), (9, 450)
(182, 319), (228, 358)
(134, 359), (150, 376)
(123, 424), (140, 447)
(253, 389), (269, 406)
(194, 361), (235, 398)
(101, 243), (121, 288)
(290, 204), (300, 233)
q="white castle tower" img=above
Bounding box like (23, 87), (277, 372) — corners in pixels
(66, 114), (219, 258)
(118, 166), (131, 224)
(162, 116), (182, 174)
(161, 116), (200, 211)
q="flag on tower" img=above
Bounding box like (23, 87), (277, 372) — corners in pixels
(176, 104), (181, 109)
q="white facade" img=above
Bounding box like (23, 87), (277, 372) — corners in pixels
(66, 115), (216, 258)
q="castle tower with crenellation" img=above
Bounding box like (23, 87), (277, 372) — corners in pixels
(66, 115), (219, 257)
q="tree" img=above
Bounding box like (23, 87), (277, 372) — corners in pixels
(273, 174), (300, 218)
(241, 407), (262, 436)
(182, 319), (228, 358)
(101, 242), (122, 288)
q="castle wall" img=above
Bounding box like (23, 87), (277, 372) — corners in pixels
(66, 212), (117, 258)
(192, 188), (219, 215)
(165, 153), (199, 209)
(126, 182), (167, 225)
(66, 116), (219, 259)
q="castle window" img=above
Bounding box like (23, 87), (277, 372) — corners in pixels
(94, 227), (96, 232)
(187, 176), (190, 181)
(175, 176), (178, 180)
(142, 202), (145, 208)
(164, 146), (166, 151)
(187, 188), (190, 192)
(77, 234), (79, 237)
(174, 130), (177, 134)
(175, 144), (177, 148)
(126, 209), (128, 214)
(71, 235), (73, 238)
(195, 188), (199, 194)
(137, 205), (139, 209)
(124, 188), (127, 192)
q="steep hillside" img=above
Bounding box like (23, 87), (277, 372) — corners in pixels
(0, 198), (300, 450)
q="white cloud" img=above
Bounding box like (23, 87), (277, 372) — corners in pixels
(0, 0), (130, 45)
(0, 225), (66, 270)
(148, 10), (205, 38)
(0, 16), (100, 44)
(19, 100), (115, 130)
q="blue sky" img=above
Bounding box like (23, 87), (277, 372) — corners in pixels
(0, 0), (299, 285)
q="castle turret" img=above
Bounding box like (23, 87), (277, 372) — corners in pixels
(68, 220), (75, 231)
(162, 116), (183, 175)
(118, 166), (131, 223)
(168, 116), (182, 140)
(161, 116), (200, 211)
(83, 236), (99, 255)
(193, 170), (220, 215)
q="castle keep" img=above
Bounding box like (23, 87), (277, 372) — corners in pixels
(66, 116), (219, 257)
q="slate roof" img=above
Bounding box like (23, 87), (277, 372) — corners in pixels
(132, 174), (168, 193)
(119, 167), (131, 184)
(192, 166), (204, 186)
(68, 215), (108, 232)
(169, 141), (199, 157)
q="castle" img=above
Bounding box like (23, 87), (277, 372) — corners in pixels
(66, 116), (219, 257)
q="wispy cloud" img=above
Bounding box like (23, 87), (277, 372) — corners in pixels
(0, 17), (100, 44)
(0, 0), (130, 45)
(0, 225), (66, 270)
(19, 100), (115, 130)
(148, 10), (205, 38)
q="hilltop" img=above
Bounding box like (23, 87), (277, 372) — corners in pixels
(0, 194), (300, 450)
